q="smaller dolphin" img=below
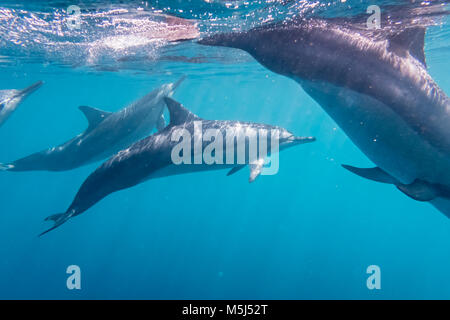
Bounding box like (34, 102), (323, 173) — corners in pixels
(0, 77), (184, 172)
(40, 98), (315, 235)
(0, 81), (43, 128)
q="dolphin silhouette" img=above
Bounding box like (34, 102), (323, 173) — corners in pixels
(0, 77), (184, 172)
(0, 81), (43, 128)
(39, 97), (315, 235)
(198, 7), (450, 218)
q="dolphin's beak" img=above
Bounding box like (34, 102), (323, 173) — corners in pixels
(172, 75), (186, 91)
(287, 136), (316, 145)
(16, 81), (43, 99)
(198, 32), (242, 48)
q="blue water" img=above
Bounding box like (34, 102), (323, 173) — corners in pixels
(0, 0), (449, 299)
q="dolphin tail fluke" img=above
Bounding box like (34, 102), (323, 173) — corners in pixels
(39, 211), (72, 237)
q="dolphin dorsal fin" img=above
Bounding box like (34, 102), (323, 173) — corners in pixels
(79, 106), (112, 131)
(388, 27), (427, 68)
(164, 97), (201, 126)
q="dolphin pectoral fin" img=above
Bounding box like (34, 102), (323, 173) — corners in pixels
(157, 115), (166, 132)
(341, 164), (399, 184)
(249, 159), (265, 183)
(79, 106), (113, 132)
(227, 165), (245, 176)
(39, 211), (73, 237)
(397, 181), (439, 202)
(342, 164), (441, 202)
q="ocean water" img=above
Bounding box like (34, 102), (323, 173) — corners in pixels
(0, 0), (449, 300)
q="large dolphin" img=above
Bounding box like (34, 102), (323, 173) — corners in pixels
(39, 97), (315, 235)
(0, 77), (184, 172)
(198, 7), (450, 218)
(0, 81), (43, 128)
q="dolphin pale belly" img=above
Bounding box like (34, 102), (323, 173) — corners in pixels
(199, 9), (450, 218)
(40, 97), (315, 235)
(0, 77), (184, 172)
(0, 81), (43, 128)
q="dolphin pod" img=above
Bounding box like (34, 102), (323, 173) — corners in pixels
(0, 81), (43, 128)
(1, 2), (449, 236)
(0, 77), (184, 172)
(39, 97), (315, 235)
(199, 7), (450, 218)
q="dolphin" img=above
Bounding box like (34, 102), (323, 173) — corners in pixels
(0, 81), (43, 128)
(39, 97), (315, 235)
(0, 77), (184, 172)
(198, 7), (450, 218)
